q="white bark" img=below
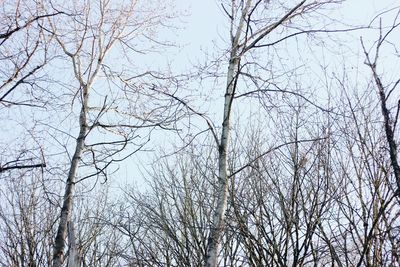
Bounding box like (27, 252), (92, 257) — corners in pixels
(205, 1), (308, 265)
(50, 8), (107, 264)
(205, 1), (252, 266)
(52, 85), (88, 267)
(52, 60), (101, 266)
(67, 221), (79, 267)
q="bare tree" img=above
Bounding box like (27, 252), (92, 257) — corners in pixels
(0, 0), (61, 105)
(117, 86), (399, 266)
(225, 103), (335, 266)
(361, 8), (400, 198)
(3, 1), (400, 267)
(0, 169), (57, 266)
(43, 0), (180, 265)
(0, 0), (62, 175)
(316, 85), (400, 266)
(204, 1), (345, 265)
(117, 141), (217, 266)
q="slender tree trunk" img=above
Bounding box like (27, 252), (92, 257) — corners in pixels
(362, 34), (400, 197)
(373, 71), (400, 194)
(205, 2), (251, 266)
(205, 54), (239, 267)
(52, 85), (89, 267)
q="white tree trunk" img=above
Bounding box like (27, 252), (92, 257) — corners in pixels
(67, 220), (79, 267)
(205, 1), (252, 266)
(52, 85), (88, 267)
(205, 55), (239, 267)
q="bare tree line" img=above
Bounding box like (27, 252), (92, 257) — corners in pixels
(0, 0), (399, 266)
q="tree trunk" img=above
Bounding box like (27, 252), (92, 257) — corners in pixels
(373, 71), (400, 195)
(205, 1), (251, 266)
(52, 85), (88, 267)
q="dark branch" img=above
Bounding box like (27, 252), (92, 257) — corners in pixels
(0, 163), (46, 173)
(0, 12), (64, 44)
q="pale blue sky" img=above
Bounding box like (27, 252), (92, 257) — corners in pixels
(2, 0), (399, 190)
(120, 0), (400, 187)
